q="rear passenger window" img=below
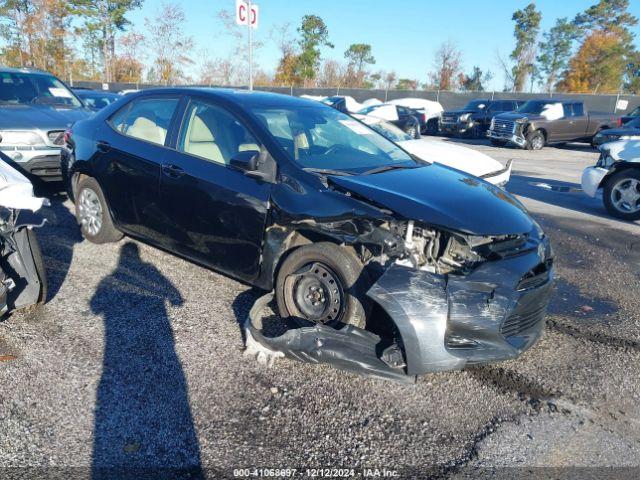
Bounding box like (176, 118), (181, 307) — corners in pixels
(573, 103), (584, 116)
(178, 99), (260, 165)
(562, 103), (573, 117)
(109, 97), (178, 146)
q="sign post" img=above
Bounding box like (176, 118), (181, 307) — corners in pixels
(235, 0), (259, 90)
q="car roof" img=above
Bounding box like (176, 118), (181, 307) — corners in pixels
(133, 87), (324, 109)
(74, 89), (119, 96)
(0, 65), (53, 76)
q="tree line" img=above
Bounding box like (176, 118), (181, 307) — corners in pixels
(0, 0), (638, 93)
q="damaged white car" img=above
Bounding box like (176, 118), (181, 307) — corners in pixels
(354, 114), (512, 187)
(581, 139), (640, 221)
(0, 155), (48, 317)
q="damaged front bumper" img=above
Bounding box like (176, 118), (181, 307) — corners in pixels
(245, 239), (553, 382)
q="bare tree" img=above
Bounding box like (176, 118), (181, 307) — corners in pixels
(317, 59), (346, 88)
(144, 2), (193, 85)
(430, 40), (462, 90)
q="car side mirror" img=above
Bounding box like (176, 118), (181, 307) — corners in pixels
(230, 150), (259, 172)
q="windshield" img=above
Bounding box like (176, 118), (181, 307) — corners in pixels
(250, 105), (415, 174)
(0, 71), (82, 107)
(462, 100), (488, 111)
(365, 119), (412, 143)
(626, 117), (640, 128)
(517, 101), (559, 114)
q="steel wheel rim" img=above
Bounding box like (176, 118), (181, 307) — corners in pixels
(78, 188), (103, 236)
(284, 262), (345, 325)
(532, 135), (543, 150)
(611, 178), (640, 214)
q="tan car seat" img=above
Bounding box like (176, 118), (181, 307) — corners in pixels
(183, 114), (225, 164)
(127, 113), (167, 145)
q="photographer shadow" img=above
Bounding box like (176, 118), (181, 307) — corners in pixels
(90, 242), (203, 479)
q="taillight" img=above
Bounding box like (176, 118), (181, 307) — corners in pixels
(63, 128), (72, 144)
(421, 113), (426, 123)
(617, 118), (622, 127)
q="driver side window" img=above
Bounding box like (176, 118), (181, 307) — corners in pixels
(178, 99), (260, 165)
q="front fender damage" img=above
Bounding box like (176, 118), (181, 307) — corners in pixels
(244, 244), (553, 383)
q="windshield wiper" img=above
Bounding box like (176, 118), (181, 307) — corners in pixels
(302, 167), (354, 176)
(362, 163), (419, 175)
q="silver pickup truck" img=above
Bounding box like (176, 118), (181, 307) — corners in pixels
(0, 67), (92, 182)
(488, 100), (620, 150)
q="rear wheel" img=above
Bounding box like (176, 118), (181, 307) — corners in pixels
(75, 176), (123, 244)
(526, 130), (545, 150)
(426, 118), (439, 135)
(603, 170), (640, 221)
(406, 124), (420, 139)
(276, 243), (370, 329)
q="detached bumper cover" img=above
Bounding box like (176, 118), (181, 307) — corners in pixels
(487, 129), (527, 148)
(245, 238), (553, 381)
(581, 166), (609, 198)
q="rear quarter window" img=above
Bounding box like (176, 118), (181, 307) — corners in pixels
(108, 97), (179, 146)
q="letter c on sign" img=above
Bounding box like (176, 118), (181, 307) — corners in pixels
(239, 4), (246, 22)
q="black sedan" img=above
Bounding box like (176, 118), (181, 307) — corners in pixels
(592, 117), (640, 146)
(73, 89), (121, 111)
(62, 88), (553, 381)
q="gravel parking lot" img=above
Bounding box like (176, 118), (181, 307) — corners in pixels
(1, 138), (639, 478)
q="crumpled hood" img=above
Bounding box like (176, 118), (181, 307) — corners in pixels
(0, 104), (92, 131)
(328, 164), (533, 236)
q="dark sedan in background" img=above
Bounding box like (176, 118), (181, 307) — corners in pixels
(621, 105), (640, 125)
(0, 67), (92, 182)
(440, 99), (522, 138)
(358, 103), (423, 138)
(73, 89), (121, 112)
(591, 117), (640, 146)
(62, 88), (553, 381)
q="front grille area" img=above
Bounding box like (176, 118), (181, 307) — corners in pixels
(501, 304), (547, 337)
(441, 113), (458, 124)
(517, 260), (552, 291)
(48, 130), (65, 145)
(492, 120), (515, 136)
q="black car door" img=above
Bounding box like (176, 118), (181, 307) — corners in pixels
(158, 96), (271, 282)
(94, 95), (180, 241)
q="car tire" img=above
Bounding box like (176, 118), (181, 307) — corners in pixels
(602, 170), (640, 221)
(74, 176), (123, 244)
(526, 130), (545, 150)
(490, 139), (506, 147)
(426, 119), (439, 135)
(276, 242), (370, 329)
(406, 124), (419, 139)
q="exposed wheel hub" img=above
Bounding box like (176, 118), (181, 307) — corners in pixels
(286, 262), (344, 325)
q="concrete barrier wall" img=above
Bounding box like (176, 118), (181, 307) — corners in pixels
(71, 81), (640, 114)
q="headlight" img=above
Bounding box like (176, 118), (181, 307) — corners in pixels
(490, 117), (495, 130)
(459, 113), (471, 122)
(0, 130), (45, 147)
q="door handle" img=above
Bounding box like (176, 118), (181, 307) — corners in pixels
(96, 140), (110, 152)
(161, 163), (185, 178)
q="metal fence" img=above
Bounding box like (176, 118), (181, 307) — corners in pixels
(71, 80), (640, 114)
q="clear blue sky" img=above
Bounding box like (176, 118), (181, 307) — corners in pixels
(127, 0), (640, 90)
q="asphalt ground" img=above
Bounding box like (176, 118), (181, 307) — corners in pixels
(1, 137), (639, 479)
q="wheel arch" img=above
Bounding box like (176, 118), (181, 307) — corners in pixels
(600, 163), (640, 189)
